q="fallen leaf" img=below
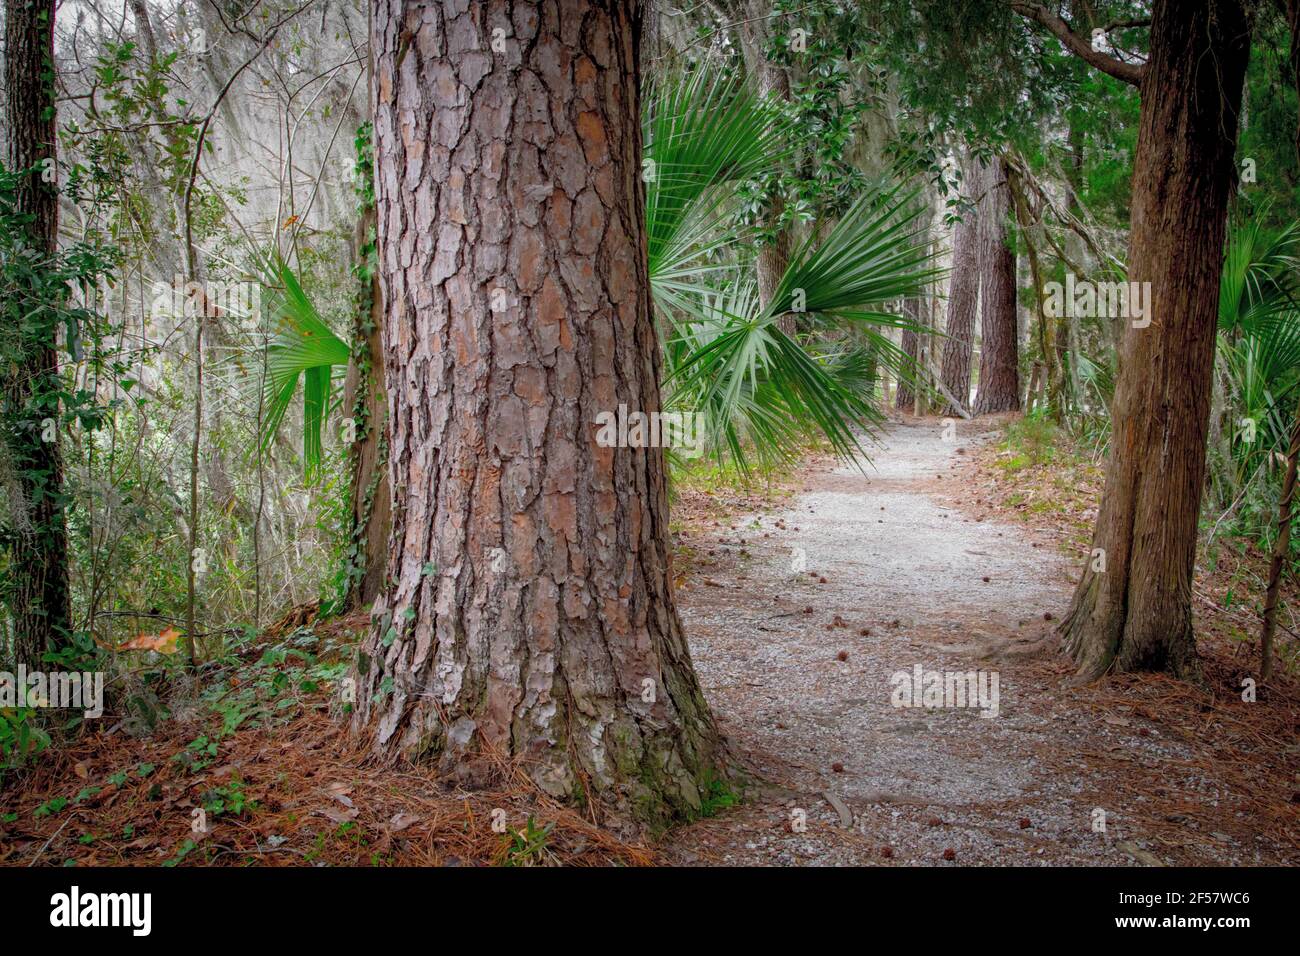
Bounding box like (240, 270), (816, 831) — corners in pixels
(319, 805), (359, 824)
(117, 627), (182, 654)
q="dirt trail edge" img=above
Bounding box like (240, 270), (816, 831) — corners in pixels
(664, 417), (1293, 866)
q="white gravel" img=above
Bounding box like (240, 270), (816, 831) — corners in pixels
(666, 418), (1292, 866)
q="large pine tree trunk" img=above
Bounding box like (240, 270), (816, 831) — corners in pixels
(939, 164), (979, 417)
(1061, 0), (1251, 681)
(353, 0), (722, 824)
(973, 154), (1020, 415)
(2, 0), (71, 665)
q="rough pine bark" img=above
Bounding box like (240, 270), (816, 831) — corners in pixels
(939, 164), (979, 416)
(1060, 0), (1251, 680)
(972, 154), (1020, 415)
(353, 0), (722, 825)
(1, 0), (71, 665)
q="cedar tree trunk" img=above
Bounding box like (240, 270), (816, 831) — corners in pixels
(1060, 0), (1251, 680)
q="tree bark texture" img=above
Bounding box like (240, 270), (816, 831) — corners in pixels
(939, 165), (979, 417)
(973, 154), (1020, 415)
(343, 203), (391, 610)
(1, 0), (71, 665)
(740, 0), (794, 333)
(1060, 0), (1251, 681)
(1259, 394), (1300, 682)
(894, 298), (924, 412)
(352, 0), (722, 825)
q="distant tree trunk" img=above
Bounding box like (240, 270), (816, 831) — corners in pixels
(895, 299), (923, 412)
(940, 169), (979, 417)
(353, 0), (722, 825)
(1, 0), (71, 665)
(1060, 0), (1251, 681)
(757, 196), (795, 334)
(1062, 121), (1086, 415)
(1008, 168), (1062, 422)
(1288, 0), (1300, 163)
(740, 0), (795, 334)
(973, 154), (1020, 415)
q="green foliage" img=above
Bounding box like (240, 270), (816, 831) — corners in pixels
(646, 64), (940, 472)
(0, 167), (121, 645)
(698, 771), (739, 818)
(1208, 214), (1300, 541)
(34, 795), (69, 818)
(173, 734), (219, 774)
(999, 410), (1060, 473)
(162, 838), (199, 867)
(202, 775), (258, 818)
(257, 256), (350, 482)
(0, 707), (51, 771)
(499, 815), (555, 867)
(1236, 13), (1300, 232)
(644, 66), (795, 287)
(745, 0), (876, 230)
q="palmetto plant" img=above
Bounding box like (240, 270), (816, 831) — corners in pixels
(1215, 215), (1300, 498)
(646, 65), (940, 470)
(256, 255), (349, 481)
(1211, 215), (1300, 667)
(258, 63), (939, 474)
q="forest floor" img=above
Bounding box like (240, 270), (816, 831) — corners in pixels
(2, 415), (1297, 866)
(663, 414), (1300, 866)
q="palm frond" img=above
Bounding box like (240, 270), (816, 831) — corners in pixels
(1219, 214), (1300, 333)
(661, 183), (940, 472)
(645, 65), (795, 289)
(256, 256), (350, 480)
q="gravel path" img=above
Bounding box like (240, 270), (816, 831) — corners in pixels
(664, 417), (1292, 866)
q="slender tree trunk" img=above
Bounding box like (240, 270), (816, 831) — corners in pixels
(1062, 122), (1086, 416)
(1061, 0), (1251, 681)
(1288, 0), (1300, 164)
(343, 201), (390, 610)
(895, 299), (923, 412)
(1259, 395), (1300, 681)
(973, 154), (1020, 415)
(940, 165), (979, 417)
(1009, 169), (1062, 422)
(353, 0), (722, 825)
(342, 9), (389, 612)
(2, 0), (71, 665)
(740, 0), (794, 333)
